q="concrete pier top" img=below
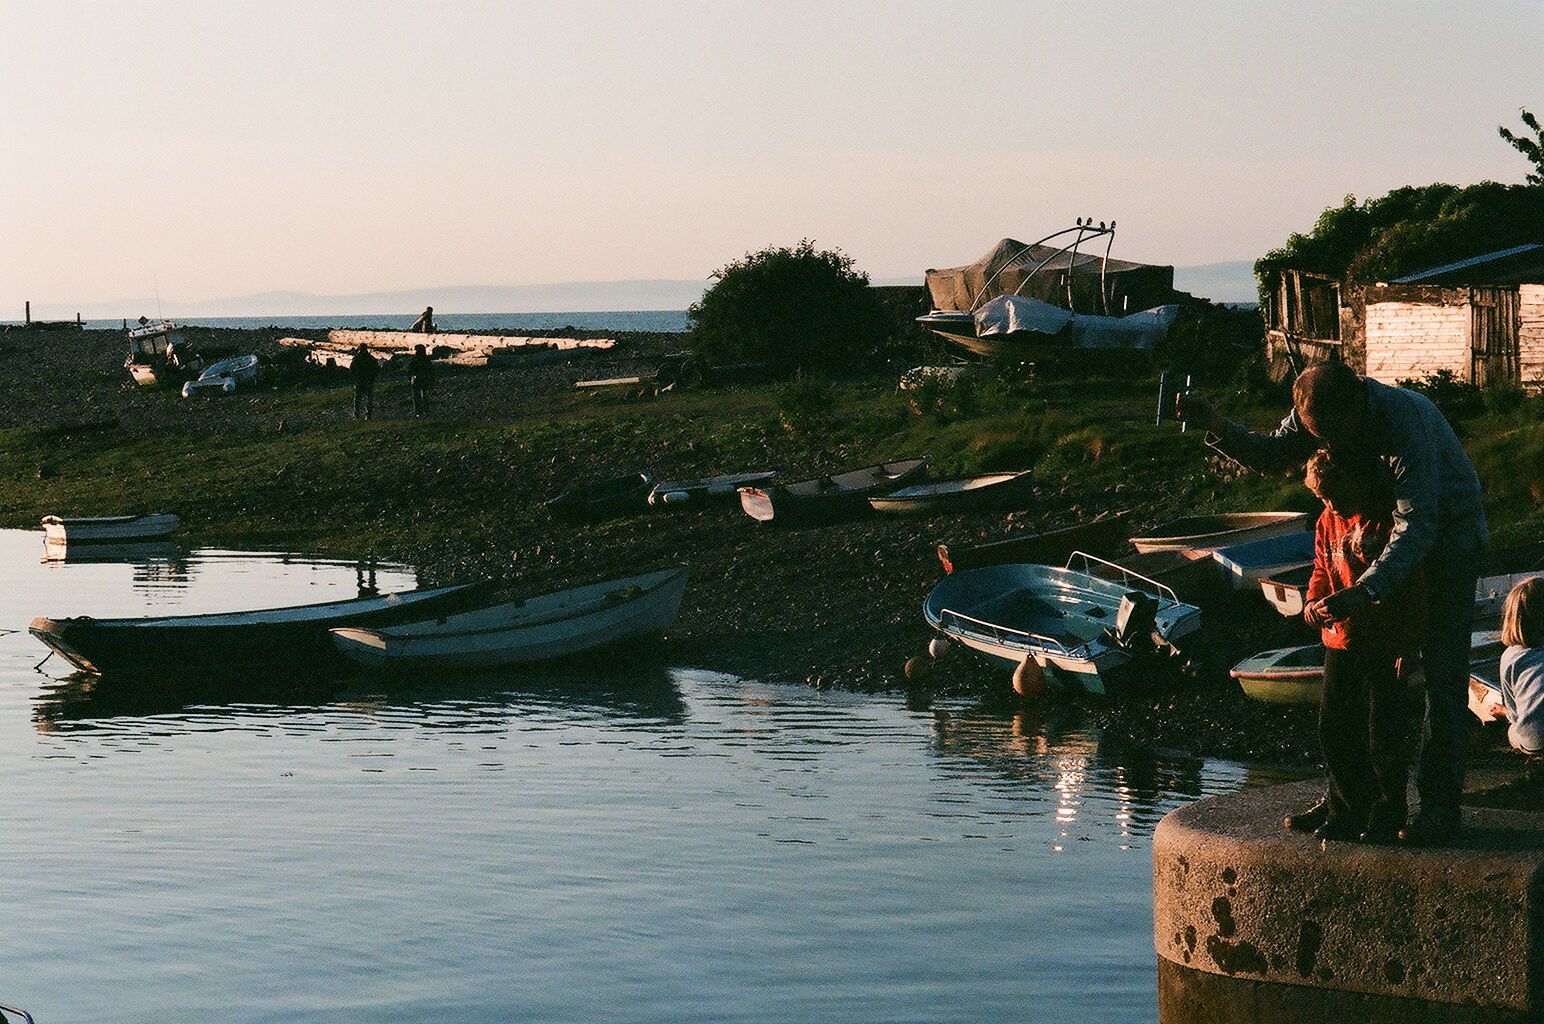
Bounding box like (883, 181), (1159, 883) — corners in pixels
(1154, 781), (1544, 1016)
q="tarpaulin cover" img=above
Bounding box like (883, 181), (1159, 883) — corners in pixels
(925, 238), (1176, 315)
(974, 297), (1181, 350)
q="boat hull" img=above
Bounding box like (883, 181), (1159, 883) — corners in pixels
(1211, 531), (1315, 590)
(29, 581), (493, 677)
(740, 458), (928, 524)
(330, 568), (689, 669)
(936, 514), (1128, 574)
(41, 513), (180, 544)
(868, 470), (1033, 515)
(648, 472), (777, 507)
(1130, 512), (1312, 556)
(1259, 565), (1314, 617)
(545, 473), (654, 522)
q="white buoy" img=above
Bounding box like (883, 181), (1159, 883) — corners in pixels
(928, 636), (950, 660)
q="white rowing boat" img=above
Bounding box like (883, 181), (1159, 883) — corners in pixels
(40, 513), (180, 544)
(329, 567), (689, 669)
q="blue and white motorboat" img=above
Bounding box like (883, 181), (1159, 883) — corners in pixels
(1211, 531), (1315, 591)
(923, 551), (1201, 695)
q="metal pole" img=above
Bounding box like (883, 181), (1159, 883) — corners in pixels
(1180, 375), (1193, 432)
(1155, 372), (1168, 426)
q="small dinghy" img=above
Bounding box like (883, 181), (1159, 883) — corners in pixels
(648, 471), (777, 507)
(198, 353), (259, 384)
(1475, 570), (1544, 618)
(1235, 629), (1505, 705)
(937, 513), (1129, 574)
(869, 470), (1033, 515)
(924, 551), (1201, 694)
(29, 580), (493, 677)
(1130, 512), (1311, 556)
(41, 513), (179, 544)
(739, 458), (927, 524)
(1211, 531), (1315, 590)
(545, 473), (654, 521)
(1259, 565), (1315, 617)
(1230, 645), (1325, 705)
(330, 567), (689, 670)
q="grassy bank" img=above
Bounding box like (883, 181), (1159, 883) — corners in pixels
(2, 325), (1541, 773)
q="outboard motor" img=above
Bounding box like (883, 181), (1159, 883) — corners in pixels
(1109, 591), (1159, 653)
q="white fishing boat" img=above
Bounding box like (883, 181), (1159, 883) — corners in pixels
(124, 319), (187, 386)
(923, 551), (1201, 695)
(329, 567), (689, 669)
(41, 513), (180, 544)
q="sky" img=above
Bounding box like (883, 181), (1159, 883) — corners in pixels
(4, 0), (1542, 314)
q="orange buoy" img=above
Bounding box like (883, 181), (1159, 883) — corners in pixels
(1012, 657), (1046, 697)
(904, 655), (934, 682)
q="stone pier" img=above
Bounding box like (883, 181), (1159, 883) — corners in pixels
(1153, 780), (1544, 1023)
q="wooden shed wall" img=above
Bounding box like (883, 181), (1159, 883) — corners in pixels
(1364, 299), (1469, 384)
(1522, 284), (1544, 392)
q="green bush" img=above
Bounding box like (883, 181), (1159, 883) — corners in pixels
(774, 371), (836, 435)
(899, 367), (978, 421)
(1482, 380), (1526, 415)
(1398, 369), (1485, 421)
(687, 240), (887, 373)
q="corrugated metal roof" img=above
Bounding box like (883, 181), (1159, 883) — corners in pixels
(1392, 243), (1544, 284)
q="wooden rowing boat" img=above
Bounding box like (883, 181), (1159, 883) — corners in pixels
(1130, 512), (1312, 556)
(329, 567), (689, 669)
(936, 513), (1128, 574)
(29, 580), (494, 677)
(868, 470), (1034, 515)
(41, 513), (180, 544)
(738, 458), (928, 524)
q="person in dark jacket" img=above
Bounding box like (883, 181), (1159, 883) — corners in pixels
(350, 344), (379, 419)
(1180, 361), (1487, 845)
(408, 344), (434, 417)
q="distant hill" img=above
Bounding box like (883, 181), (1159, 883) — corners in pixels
(27, 279), (713, 321)
(1171, 261), (1259, 304)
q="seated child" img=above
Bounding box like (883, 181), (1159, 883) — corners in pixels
(1284, 449), (1424, 843)
(1498, 577), (1544, 755)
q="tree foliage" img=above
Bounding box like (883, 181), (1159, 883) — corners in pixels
(1255, 182), (1544, 290)
(1499, 108), (1544, 185)
(687, 240), (886, 372)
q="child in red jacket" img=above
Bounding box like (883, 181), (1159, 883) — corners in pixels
(1284, 449), (1425, 843)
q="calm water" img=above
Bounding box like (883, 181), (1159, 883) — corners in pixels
(0, 529), (1281, 1023)
(48, 311), (691, 334)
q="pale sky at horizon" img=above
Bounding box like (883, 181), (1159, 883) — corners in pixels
(5, 0), (1542, 312)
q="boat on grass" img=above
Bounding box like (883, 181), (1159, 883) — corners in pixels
(1211, 531), (1315, 590)
(29, 580), (493, 677)
(198, 353), (258, 385)
(124, 319), (186, 386)
(41, 513), (179, 544)
(1130, 512), (1312, 556)
(739, 458), (927, 524)
(330, 567), (689, 670)
(924, 551), (1201, 695)
(648, 472), (777, 507)
(936, 513), (1128, 574)
(868, 470), (1033, 515)
(181, 376), (236, 398)
(545, 473), (654, 521)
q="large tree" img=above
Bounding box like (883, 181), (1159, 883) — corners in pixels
(1498, 108), (1544, 185)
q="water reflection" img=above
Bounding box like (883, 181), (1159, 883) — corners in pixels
(33, 663), (689, 735)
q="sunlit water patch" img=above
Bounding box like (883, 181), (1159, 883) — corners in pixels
(0, 529), (1288, 1023)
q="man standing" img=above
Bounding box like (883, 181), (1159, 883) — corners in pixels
(1181, 361), (1487, 845)
(409, 306), (435, 334)
(349, 344), (378, 420)
(408, 343), (434, 418)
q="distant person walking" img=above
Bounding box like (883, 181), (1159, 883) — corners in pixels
(350, 344), (378, 420)
(409, 306), (436, 334)
(408, 343), (434, 417)
(1179, 361), (1487, 846)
